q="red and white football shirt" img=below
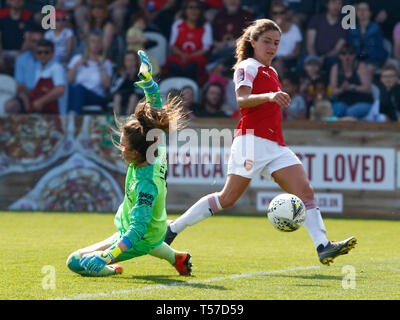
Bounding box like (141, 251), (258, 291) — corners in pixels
(233, 58), (285, 146)
(169, 19), (213, 53)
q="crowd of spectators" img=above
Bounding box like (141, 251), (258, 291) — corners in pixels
(0, 0), (400, 122)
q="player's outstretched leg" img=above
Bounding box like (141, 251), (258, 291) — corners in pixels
(317, 236), (357, 266)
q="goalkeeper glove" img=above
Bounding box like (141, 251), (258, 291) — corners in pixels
(80, 244), (122, 273)
(134, 50), (157, 93)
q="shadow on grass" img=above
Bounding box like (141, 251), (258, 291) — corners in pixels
(115, 274), (228, 291)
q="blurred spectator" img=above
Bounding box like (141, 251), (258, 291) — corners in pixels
(241, 0), (268, 19)
(210, 0), (252, 72)
(378, 64), (400, 122)
(393, 22), (400, 62)
(202, 0), (224, 22)
(125, 12), (160, 76)
(299, 55), (324, 106)
(82, 0), (116, 56)
(306, 0), (347, 71)
(44, 9), (74, 64)
(270, 0), (302, 76)
(164, 0), (212, 84)
(56, 0), (88, 32)
(111, 51), (144, 115)
(138, 0), (177, 40)
(5, 39), (66, 114)
(195, 82), (230, 117)
(281, 0), (317, 29)
(67, 31), (113, 114)
(0, 0), (34, 72)
(347, 1), (388, 74)
(107, 0), (130, 33)
(207, 61), (229, 92)
(180, 85), (198, 118)
(4, 29), (42, 113)
(14, 29), (43, 93)
(329, 43), (374, 120)
(126, 12), (149, 52)
(281, 72), (306, 120)
(345, 0), (400, 41)
(308, 77), (333, 120)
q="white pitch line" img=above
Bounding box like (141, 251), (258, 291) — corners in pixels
(52, 265), (321, 300)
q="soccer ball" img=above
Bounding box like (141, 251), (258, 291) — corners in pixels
(267, 193), (306, 232)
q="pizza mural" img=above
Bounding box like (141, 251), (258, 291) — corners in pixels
(9, 153), (123, 212)
(0, 114), (126, 212)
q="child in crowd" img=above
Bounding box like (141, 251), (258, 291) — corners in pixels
(378, 64), (400, 121)
(126, 12), (159, 76)
(281, 72), (307, 120)
(44, 9), (74, 64)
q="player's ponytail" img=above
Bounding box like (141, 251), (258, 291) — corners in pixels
(233, 19), (281, 70)
(113, 95), (188, 164)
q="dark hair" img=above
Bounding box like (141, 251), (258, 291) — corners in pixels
(113, 98), (188, 163)
(129, 10), (147, 26)
(282, 71), (300, 86)
(233, 19), (281, 70)
(36, 39), (54, 51)
(201, 82), (224, 108)
(181, 0), (206, 28)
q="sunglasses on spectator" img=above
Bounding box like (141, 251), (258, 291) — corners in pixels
(36, 50), (51, 55)
(271, 10), (286, 15)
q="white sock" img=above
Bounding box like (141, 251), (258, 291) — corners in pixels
(304, 207), (329, 249)
(170, 193), (222, 234)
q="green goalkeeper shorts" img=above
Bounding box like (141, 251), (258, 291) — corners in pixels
(110, 232), (166, 262)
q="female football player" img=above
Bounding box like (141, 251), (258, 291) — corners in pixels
(166, 19), (357, 265)
(66, 51), (192, 277)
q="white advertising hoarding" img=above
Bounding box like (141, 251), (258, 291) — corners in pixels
(167, 146), (396, 191)
(257, 192), (343, 214)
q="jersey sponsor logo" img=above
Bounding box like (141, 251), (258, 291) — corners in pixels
(138, 192), (154, 207)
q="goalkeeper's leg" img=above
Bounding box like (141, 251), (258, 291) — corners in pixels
(66, 233), (123, 277)
(149, 242), (192, 276)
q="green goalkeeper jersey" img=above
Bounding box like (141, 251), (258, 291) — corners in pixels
(114, 87), (168, 247)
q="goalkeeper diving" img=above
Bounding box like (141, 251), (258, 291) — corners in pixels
(66, 50), (192, 277)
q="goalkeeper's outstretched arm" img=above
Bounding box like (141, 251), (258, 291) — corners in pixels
(134, 50), (163, 109)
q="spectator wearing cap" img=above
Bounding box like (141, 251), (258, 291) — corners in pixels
(44, 9), (75, 64)
(0, 0), (34, 72)
(299, 55), (325, 107)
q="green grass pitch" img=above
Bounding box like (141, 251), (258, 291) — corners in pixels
(0, 211), (399, 300)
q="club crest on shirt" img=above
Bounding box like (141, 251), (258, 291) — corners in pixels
(237, 68), (245, 82)
(244, 159), (254, 171)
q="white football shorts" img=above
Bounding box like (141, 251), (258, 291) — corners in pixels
(227, 134), (302, 180)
